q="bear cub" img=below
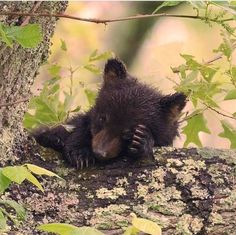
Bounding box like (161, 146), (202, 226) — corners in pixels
(33, 58), (186, 169)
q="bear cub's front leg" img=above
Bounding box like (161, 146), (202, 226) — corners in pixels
(63, 134), (95, 169)
(123, 124), (154, 159)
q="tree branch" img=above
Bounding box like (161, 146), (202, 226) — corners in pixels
(0, 11), (234, 25)
(203, 102), (236, 121)
(0, 97), (29, 108)
(21, 1), (42, 26)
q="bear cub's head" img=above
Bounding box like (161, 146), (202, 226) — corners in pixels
(90, 58), (187, 160)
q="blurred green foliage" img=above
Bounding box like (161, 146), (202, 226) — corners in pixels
(23, 44), (113, 130)
(22, 1), (236, 148)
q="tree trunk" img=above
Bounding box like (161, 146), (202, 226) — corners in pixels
(0, 1), (67, 165)
(8, 147), (236, 235)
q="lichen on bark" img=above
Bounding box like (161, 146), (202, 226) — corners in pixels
(5, 147), (236, 235)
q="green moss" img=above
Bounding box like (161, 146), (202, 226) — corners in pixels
(116, 220), (129, 227)
(96, 222), (113, 230)
(198, 148), (236, 165)
(90, 205), (130, 230)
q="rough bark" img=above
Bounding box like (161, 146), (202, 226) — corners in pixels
(8, 147), (236, 235)
(0, 1), (68, 165)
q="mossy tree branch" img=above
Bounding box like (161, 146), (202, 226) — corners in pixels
(10, 147), (236, 235)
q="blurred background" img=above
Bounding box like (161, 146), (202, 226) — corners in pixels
(32, 2), (236, 149)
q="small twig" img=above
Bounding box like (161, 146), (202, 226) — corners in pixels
(178, 108), (207, 123)
(0, 11), (233, 25)
(69, 66), (74, 97)
(213, 194), (230, 200)
(179, 99), (236, 123)
(21, 1), (42, 26)
(204, 54), (223, 64)
(0, 97), (29, 108)
(203, 102), (236, 121)
(204, 44), (236, 65)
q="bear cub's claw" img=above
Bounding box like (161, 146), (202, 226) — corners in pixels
(63, 147), (95, 169)
(125, 124), (154, 158)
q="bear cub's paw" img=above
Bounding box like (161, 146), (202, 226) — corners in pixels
(32, 126), (64, 151)
(123, 124), (154, 158)
(63, 147), (95, 169)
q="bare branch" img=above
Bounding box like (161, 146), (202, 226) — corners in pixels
(203, 102), (236, 121)
(0, 11), (233, 25)
(179, 102), (236, 124)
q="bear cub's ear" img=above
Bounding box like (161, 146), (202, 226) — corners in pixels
(159, 92), (187, 123)
(104, 58), (127, 83)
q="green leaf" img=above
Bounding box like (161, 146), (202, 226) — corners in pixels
(60, 39), (67, 51)
(46, 76), (62, 86)
(25, 171), (44, 192)
(0, 170), (11, 194)
(75, 227), (104, 235)
(219, 120), (236, 148)
(89, 49), (98, 59)
(89, 51), (113, 62)
(0, 23), (13, 47)
(23, 112), (43, 130)
(37, 223), (104, 235)
(181, 54), (201, 70)
(123, 226), (140, 235)
(0, 200), (26, 220)
(0, 210), (7, 230)
(179, 70), (198, 87)
(152, 1), (181, 14)
(48, 84), (60, 96)
(6, 24), (42, 48)
(180, 54), (194, 60)
(48, 64), (61, 77)
(200, 66), (217, 82)
(25, 164), (62, 179)
(131, 214), (162, 235)
(2, 166), (28, 184)
(63, 92), (74, 112)
(33, 97), (58, 121)
(204, 95), (220, 108)
(84, 89), (97, 106)
(224, 89), (236, 100)
(231, 66), (236, 80)
(183, 113), (211, 147)
(37, 223), (79, 235)
(84, 64), (101, 74)
(213, 34), (234, 60)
